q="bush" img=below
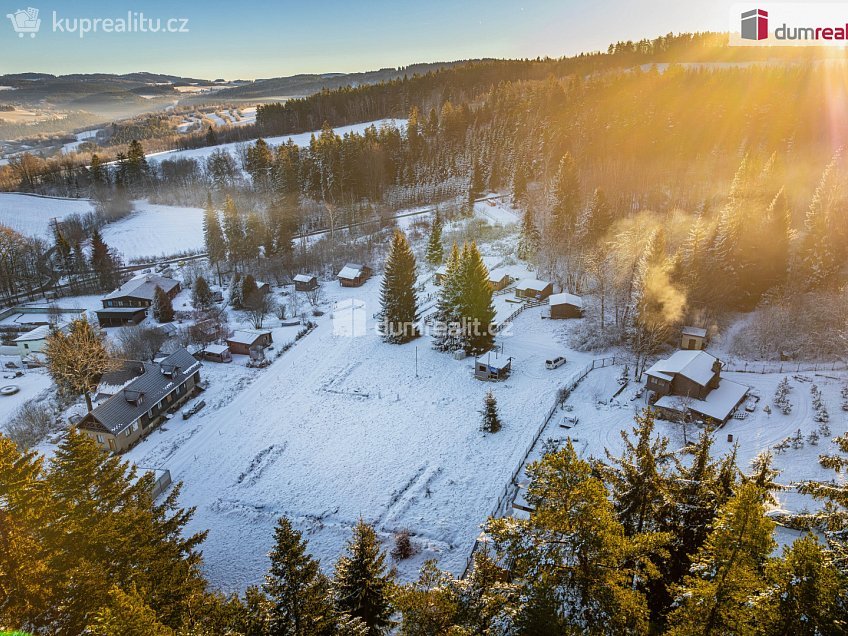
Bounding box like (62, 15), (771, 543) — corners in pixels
(391, 529), (416, 561)
(5, 400), (55, 449)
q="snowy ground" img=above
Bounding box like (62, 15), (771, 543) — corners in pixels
(0, 360), (53, 427)
(114, 271), (585, 592)
(0, 193), (95, 241)
(527, 364), (848, 520)
(101, 200), (206, 260)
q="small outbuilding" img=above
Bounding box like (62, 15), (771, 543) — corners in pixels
(95, 307), (147, 328)
(514, 278), (553, 301)
(434, 265), (448, 285)
(549, 292), (583, 319)
(338, 263), (372, 287)
(681, 326), (708, 351)
(488, 271), (512, 292)
(200, 343), (232, 363)
(13, 324), (67, 360)
(294, 274), (318, 292)
(474, 355), (513, 381)
(227, 329), (273, 356)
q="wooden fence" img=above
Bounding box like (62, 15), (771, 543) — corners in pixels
(723, 360), (847, 374)
(493, 298), (545, 333)
(461, 354), (620, 577)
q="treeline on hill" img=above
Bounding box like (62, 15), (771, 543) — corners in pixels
(3, 413), (847, 634)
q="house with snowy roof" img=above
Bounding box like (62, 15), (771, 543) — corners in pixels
(646, 350), (748, 424)
(96, 273), (181, 327)
(78, 348), (201, 453)
(337, 263), (372, 287)
(293, 274), (318, 291)
(514, 278), (553, 300)
(681, 326), (708, 351)
(549, 292), (583, 319)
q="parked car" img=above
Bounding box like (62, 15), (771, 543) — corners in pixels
(545, 356), (566, 370)
(182, 399), (206, 420)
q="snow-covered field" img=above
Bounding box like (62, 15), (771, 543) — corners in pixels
(101, 200), (205, 260)
(0, 193), (95, 240)
(116, 271), (588, 591)
(0, 362), (53, 426)
(148, 118), (406, 165)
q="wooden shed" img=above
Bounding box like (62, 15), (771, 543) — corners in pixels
(549, 292), (583, 319)
(681, 326), (707, 351)
(474, 356), (513, 381)
(226, 329), (273, 356)
(293, 274), (318, 292)
(488, 271), (512, 292)
(514, 278), (553, 300)
(338, 263), (372, 287)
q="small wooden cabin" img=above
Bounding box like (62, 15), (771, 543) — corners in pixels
(549, 292), (583, 319)
(514, 278), (553, 300)
(338, 263), (372, 287)
(681, 326), (707, 351)
(293, 274), (318, 292)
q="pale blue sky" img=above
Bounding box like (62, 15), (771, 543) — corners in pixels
(0, 0), (746, 79)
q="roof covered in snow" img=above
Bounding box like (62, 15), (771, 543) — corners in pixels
(293, 274), (316, 283)
(227, 329), (271, 345)
(204, 344), (229, 355)
(13, 324), (61, 342)
(103, 273), (179, 302)
(682, 326), (708, 338)
(655, 378), (748, 422)
(515, 278), (550, 292)
(338, 263), (366, 280)
(645, 349), (719, 387)
(549, 292), (583, 308)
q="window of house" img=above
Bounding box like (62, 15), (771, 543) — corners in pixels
(96, 434), (104, 444)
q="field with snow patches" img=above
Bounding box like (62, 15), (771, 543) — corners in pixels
(147, 118), (406, 166)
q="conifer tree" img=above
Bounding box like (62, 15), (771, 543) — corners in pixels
(797, 153), (843, 289)
(486, 441), (653, 634)
(90, 227), (121, 291)
(602, 409), (672, 536)
(757, 534), (848, 634)
(432, 243), (463, 352)
(263, 517), (335, 636)
(241, 274), (259, 308)
(480, 390), (501, 433)
(381, 230), (419, 344)
(203, 194), (226, 285)
(153, 285), (175, 323)
(223, 195), (245, 266)
(511, 164), (527, 204)
(516, 207), (540, 261)
(667, 483), (775, 636)
(425, 210), (444, 266)
(88, 585), (175, 636)
(457, 242), (496, 354)
(192, 275), (213, 310)
(333, 520), (393, 635)
(229, 272), (244, 309)
(551, 152), (580, 234)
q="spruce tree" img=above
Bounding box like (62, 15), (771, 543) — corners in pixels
(333, 520), (393, 635)
(602, 409), (672, 536)
(425, 210), (444, 266)
(516, 207), (540, 261)
(380, 230), (419, 344)
(229, 272), (244, 309)
(457, 242), (496, 354)
(241, 274), (259, 307)
(551, 152), (580, 234)
(90, 227), (121, 291)
(223, 195), (245, 265)
(153, 285), (175, 323)
(203, 193), (226, 284)
(192, 275), (213, 310)
(667, 483), (775, 636)
(481, 391), (501, 433)
(263, 517), (335, 636)
(432, 243), (462, 352)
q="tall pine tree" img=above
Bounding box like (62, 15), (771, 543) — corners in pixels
(381, 230), (419, 344)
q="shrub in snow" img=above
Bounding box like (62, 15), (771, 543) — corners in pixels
(763, 404), (772, 416)
(790, 429), (804, 449)
(773, 438), (790, 454)
(391, 529), (416, 561)
(807, 430), (820, 445)
(819, 421), (831, 437)
(5, 400), (55, 449)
